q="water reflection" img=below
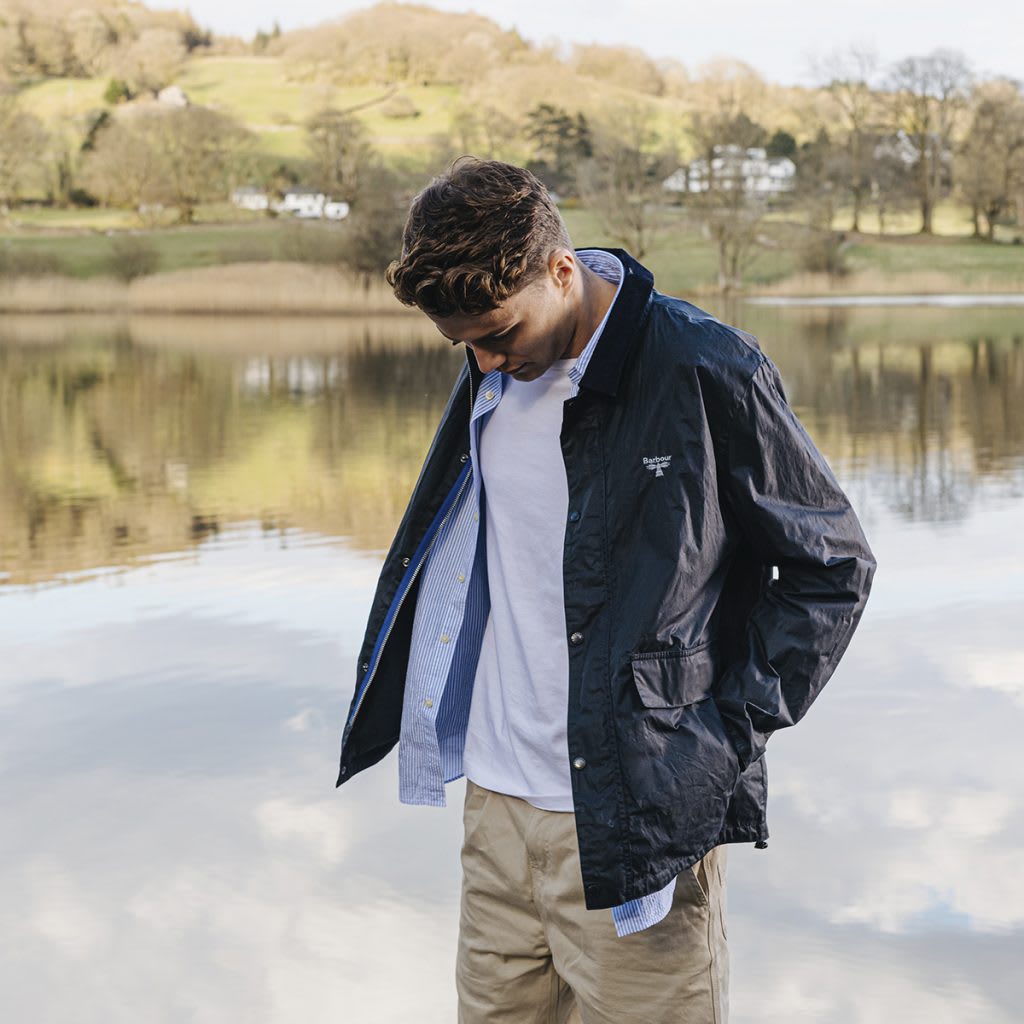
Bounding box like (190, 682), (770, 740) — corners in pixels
(1, 306), (1022, 1022)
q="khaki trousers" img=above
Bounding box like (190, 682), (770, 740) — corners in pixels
(456, 779), (729, 1024)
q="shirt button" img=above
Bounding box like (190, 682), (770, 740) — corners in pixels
(572, 757), (587, 770)
(440, 633), (450, 644)
(473, 512), (478, 522)
(423, 698), (434, 708)
(457, 573), (465, 583)
(568, 510), (580, 522)
(485, 390), (495, 400)
(569, 631), (584, 645)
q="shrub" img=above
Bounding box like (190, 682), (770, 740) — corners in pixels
(380, 94), (420, 119)
(106, 234), (161, 281)
(0, 247), (66, 278)
(797, 229), (850, 277)
(103, 78), (133, 105)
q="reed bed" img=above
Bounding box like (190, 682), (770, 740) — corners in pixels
(0, 262), (418, 315)
(747, 268), (1024, 297)
(1, 261), (1021, 314)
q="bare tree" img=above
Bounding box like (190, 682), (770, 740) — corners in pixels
(869, 132), (917, 235)
(0, 93), (48, 213)
(576, 101), (677, 259)
(304, 107), (376, 201)
(109, 28), (186, 97)
(957, 78), (1024, 239)
(886, 49), (972, 233)
(146, 106), (253, 222)
(687, 144), (768, 292)
(82, 105), (252, 223)
(811, 45), (880, 232)
(79, 113), (163, 214)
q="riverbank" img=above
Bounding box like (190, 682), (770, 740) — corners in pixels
(0, 263), (408, 316)
(0, 259), (1021, 315)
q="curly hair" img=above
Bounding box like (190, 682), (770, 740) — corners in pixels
(385, 156), (573, 317)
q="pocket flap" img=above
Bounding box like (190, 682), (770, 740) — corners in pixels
(629, 641), (718, 709)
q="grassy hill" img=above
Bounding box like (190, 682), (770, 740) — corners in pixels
(3, 2), (1021, 297)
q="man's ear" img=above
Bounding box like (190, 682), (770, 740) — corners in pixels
(548, 247), (575, 293)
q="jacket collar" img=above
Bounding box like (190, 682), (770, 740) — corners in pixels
(574, 247), (654, 397)
(464, 246), (655, 400)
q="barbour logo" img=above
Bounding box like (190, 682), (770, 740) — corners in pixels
(643, 455), (672, 477)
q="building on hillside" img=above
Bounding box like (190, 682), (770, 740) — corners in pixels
(323, 200), (351, 221)
(664, 146), (796, 197)
(231, 186), (269, 212)
(157, 85), (189, 108)
(229, 187), (351, 220)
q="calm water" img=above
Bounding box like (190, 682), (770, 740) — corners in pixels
(1, 303), (1023, 1023)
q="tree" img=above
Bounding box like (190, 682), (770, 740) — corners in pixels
(146, 106), (253, 222)
(571, 43), (665, 96)
(689, 110), (769, 192)
(304, 107), (375, 201)
(886, 49), (972, 233)
(686, 141), (769, 292)
(576, 102), (677, 259)
(524, 103), (592, 196)
(683, 88), (772, 290)
(449, 100), (518, 160)
(766, 129), (796, 158)
(79, 113), (167, 214)
(338, 163), (407, 277)
(869, 131), (918, 235)
(957, 78), (1024, 239)
(813, 45), (880, 232)
(103, 78), (132, 105)
(794, 127), (844, 231)
(81, 105), (252, 223)
(109, 28), (186, 97)
(0, 93), (47, 212)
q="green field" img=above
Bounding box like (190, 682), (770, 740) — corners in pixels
(6, 52), (1023, 295)
(3, 205), (1021, 294)
(18, 57), (462, 164)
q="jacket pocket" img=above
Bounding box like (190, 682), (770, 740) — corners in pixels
(629, 639), (718, 709)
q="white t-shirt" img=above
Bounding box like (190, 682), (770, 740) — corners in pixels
(462, 357), (579, 811)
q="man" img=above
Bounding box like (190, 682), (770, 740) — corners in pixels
(336, 157), (876, 1023)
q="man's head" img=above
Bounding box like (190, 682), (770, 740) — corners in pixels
(385, 157), (597, 381)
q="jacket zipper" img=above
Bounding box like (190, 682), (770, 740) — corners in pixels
(344, 369), (476, 734)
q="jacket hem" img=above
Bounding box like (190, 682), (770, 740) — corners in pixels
(587, 823), (769, 910)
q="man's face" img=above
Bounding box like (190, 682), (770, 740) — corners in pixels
(425, 256), (577, 382)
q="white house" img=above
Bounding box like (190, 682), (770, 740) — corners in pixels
(275, 188), (326, 217)
(157, 84), (189, 108)
(230, 187), (352, 220)
(323, 200), (350, 221)
(664, 145), (796, 198)
(230, 186), (269, 212)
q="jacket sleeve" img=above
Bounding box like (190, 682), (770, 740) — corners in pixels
(712, 355), (877, 773)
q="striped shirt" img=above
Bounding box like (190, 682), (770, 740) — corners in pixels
(397, 249), (678, 936)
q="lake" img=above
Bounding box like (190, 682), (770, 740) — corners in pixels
(1, 301), (1022, 1022)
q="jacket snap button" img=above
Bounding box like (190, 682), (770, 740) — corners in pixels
(401, 556), (410, 567)
(572, 757), (587, 770)
(568, 510), (580, 522)
(361, 662), (369, 672)
(569, 631), (584, 645)
(460, 453), (469, 463)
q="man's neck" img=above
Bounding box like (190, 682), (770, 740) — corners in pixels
(565, 262), (618, 359)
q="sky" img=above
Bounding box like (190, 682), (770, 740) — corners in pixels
(150, 0), (1023, 86)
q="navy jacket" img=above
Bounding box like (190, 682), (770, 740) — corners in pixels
(337, 247), (877, 910)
